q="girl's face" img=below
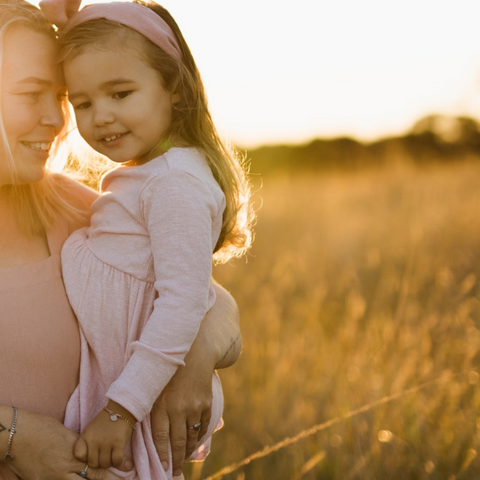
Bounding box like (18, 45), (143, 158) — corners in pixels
(64, 46), (179, 165)
(0, 25), (66, 187)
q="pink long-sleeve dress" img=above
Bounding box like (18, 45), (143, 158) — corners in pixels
(62, 147), (225, 480)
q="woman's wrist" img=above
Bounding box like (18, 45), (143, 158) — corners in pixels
(0, 406), (16, 461)
(2, 406), (17, 461)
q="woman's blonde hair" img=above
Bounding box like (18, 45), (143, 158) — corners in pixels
(59, 1), (254, 262)
(0, 0), (82, 235)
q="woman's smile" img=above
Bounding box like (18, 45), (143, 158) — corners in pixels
(22, 142), (50, 151)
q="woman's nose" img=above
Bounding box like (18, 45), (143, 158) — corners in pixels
(40, 99), (65, 133)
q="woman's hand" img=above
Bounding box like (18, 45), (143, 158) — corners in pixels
(151, 349), (215, 478)
(151, 281), (241, 477)
(1, 407), (131, 480)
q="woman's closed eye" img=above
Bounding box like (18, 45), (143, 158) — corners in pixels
(23, 91), (42, 101)
(73, 101), (92, 110)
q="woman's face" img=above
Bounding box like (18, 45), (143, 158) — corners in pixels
(0, 24), (66, 187)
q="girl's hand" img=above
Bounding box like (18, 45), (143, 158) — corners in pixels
(73, 401), (135, 470)
(3, 408), (130, 480)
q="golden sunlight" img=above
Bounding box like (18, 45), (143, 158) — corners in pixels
(29, 0), (480, 147)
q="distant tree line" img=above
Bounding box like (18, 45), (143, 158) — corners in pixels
(243, 115), (480, 176)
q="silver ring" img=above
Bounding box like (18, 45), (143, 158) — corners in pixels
(187, 422), (201, 431)
(79, 464), (89, 478)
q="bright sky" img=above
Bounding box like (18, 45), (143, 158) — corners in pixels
(31, 0), (480, 147)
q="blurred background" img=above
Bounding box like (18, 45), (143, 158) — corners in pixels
(34, 0), (480, 477)
(161, 0), (480, 148)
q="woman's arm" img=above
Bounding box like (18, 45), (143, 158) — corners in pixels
(198, 279), (242, 371)
(0, 406), (128, 480)
(151, 281), (241, 477)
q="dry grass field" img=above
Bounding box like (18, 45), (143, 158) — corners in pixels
(188, 160), (480, 480)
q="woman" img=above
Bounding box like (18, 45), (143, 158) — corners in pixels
(0, 1), (241, 478)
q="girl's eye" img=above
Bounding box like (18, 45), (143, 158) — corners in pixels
(113, 91), (132, 100)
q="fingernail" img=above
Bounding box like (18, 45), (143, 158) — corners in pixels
(162, 461), (169, 471)
(174, 469), (182, 477)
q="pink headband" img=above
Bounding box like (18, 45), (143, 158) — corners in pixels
(39, 0), (182, 61)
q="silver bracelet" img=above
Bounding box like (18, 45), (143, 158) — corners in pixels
(3, 406), (17, 461)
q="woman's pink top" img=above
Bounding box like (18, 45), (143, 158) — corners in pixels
(62, 148), (225, 479)
(0, 220), (81, 480)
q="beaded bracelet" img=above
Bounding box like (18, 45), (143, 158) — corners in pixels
(103, 406), (136, 430)
(3, 406), (17, 461)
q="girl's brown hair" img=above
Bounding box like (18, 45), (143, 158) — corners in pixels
(59, 1), (254, 262)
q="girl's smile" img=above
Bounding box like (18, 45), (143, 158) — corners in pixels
(64, 48), (179, 165)
(97, 131), (130, 149)
(101, 133), (127, 143)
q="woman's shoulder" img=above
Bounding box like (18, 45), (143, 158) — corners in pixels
(53, 173), (99, 209)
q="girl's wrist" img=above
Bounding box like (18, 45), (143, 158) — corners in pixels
(105, 400), (137, 425)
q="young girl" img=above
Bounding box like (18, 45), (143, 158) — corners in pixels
(39, 0), (253, 478)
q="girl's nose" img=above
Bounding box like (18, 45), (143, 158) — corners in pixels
(93, 106), (115, 127)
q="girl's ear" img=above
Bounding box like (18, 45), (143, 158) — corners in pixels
(172, 92), (181, 105)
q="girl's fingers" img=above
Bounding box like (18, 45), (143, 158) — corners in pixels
(111, 445), (125, 468)
(99, 445), (112, 468)
(87, 446), (100, 469)
(73, 436), (88, 462)
(121, 455), (134, 472)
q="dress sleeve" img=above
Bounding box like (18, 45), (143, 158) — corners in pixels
(106, 170), (219, 421)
